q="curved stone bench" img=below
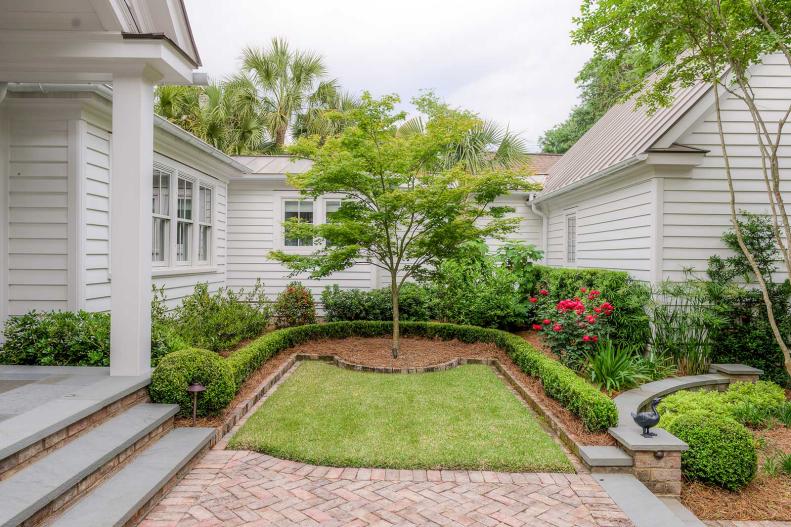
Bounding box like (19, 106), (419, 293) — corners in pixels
(600, 363), (762, 496)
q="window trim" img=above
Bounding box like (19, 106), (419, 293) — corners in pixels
(152, 166), (172, 267)
(197, 185), (213, 263)
(151, 160), (217, 271)
(565, 212), (577, 264)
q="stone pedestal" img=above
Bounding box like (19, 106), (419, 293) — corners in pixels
(709, 363), (763, 383)
(629, 450), (682, 496)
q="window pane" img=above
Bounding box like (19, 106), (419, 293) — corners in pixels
(152, 170), (170, 215)
(199, 225), (211, 261)
(199, 187), (212, 224)
(177, 221), (191, 261)
(284, 200), (313, 247)
(566, 215), (576, 263)
(178, 179), (193, 220)
(152, 217), (168, 262)
(326, 200), (341, 219)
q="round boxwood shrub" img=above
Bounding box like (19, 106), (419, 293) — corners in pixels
(149, 347), (235, 417)
(668, 411), (757, 491)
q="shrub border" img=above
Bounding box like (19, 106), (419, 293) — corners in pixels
(152, 321), (618, 432)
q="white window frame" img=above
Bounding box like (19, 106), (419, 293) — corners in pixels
(280, 198), (315, 251)
(565, 212), (577, 264)
(151, 159), (217, 273)
(152, 166), (172, 267)
(198, 185), (213, 263)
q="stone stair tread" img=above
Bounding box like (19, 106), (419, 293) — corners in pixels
(50, 427), (215, 527)
(595, 473), (687, 527)
(578, 445), (633, 467)
(0, 373), (150, 461)
(0, 403), (178, 527)
(659, 497), (706, 527)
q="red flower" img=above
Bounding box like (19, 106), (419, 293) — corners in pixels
(582, 335), (591, 342)
(580, 287), (587, 293)
(532, 323), (542, 331)
(594, 307), (602, 314)
(543, 318), (551, 325)
(593, 335), (599, 342)
(539, 289), (549, 296)
(552, 324), (563, 332)
(529, 297), (538, 303)
(586, 315), (597, 324)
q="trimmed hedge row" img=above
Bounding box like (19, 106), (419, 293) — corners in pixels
(150, 321), (618, 431)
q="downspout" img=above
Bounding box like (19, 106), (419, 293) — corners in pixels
(529, 194), (549, 263)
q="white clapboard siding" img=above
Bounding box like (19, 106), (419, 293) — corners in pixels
(6, 118), (69, 315)
(661, 57), (791, 282)
(544, 176), (654, 281)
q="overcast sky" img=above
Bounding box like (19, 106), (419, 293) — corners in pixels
(184, 1), (592, 151)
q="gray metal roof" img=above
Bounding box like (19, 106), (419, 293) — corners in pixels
(543, 79), (712, 195)
(233, 156), (314, 175)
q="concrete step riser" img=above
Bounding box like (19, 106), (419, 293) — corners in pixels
(0, 387), (150, 481)
(22, 417), (174, 527)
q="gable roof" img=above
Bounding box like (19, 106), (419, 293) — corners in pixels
(528, 153), (562, 176)
(233, 155), (314, 176)
(542, 79), (712, 195)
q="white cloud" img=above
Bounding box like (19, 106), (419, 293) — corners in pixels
(184, 0), (592, 149)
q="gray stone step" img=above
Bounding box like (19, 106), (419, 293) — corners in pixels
(50, 427), (215, 527)
(595, 473), (686, 527)
(0, 403), (178, 527)
(659, 497), (706, 527)
(579, 445), (633, 467)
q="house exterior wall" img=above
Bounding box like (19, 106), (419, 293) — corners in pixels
(227, 180), (544, 299)
(659, 55), (791, 282)
(541, 169), (655, 282)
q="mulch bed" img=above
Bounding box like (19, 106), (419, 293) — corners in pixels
(177, 333), (613, 446)
(681, 424), (791, 521)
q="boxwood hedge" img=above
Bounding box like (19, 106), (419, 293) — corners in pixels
(150, 321), (618, 432)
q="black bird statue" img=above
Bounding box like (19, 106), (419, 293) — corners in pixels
(631, 398), (661, 437)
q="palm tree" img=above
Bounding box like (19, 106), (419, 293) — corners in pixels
(241, 38), (338, 150)
(398, 115), (530, 174)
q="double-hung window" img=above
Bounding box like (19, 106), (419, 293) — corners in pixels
(566, 213), (577, 263)
(176, 178), (194, 262)
(198, 186), (213, 262)
(283, 200), (314, 247)
(152, 168), (171, 263)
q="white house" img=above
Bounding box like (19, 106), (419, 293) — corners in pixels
(1, 0), (788, 377)
(530, 54), (791, 283)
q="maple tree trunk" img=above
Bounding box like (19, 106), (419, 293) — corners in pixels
(391, 272), (400, 359)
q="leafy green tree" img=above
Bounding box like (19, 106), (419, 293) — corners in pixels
(540, 50), (661, 153)
(270, 93), (536, 356)
(572, 0), (791, 378)
(241, 38), (340, 150)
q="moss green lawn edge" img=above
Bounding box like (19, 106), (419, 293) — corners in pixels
(150, 321), (618, 432)
(228, 362), (574, 472)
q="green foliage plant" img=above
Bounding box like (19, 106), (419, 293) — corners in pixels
(321, 283), (434, 322)
(585, 340), (649, 394)
(668, 411), (757, 491)
(272, 282), (317, 328)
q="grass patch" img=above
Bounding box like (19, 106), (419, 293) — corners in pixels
(228, 362), (573, 472)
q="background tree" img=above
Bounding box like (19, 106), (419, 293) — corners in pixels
(270, 93), (536, 357)
(155, 80), (269, 154)
(241, 38), (340, 150)
(539, 50), (661, 153)
(572, 0), (791, 378)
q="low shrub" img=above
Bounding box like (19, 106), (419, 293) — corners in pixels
(273, 282), (317, 328)
(152, 321), (618, 432)
(0, 310), (111, 366)
(173, 281), (270, 352)
(658, 381), (786, 429)
(321, 283), (434, 322)
(668, 411), (757, 491)
(149, 347), (236, 417)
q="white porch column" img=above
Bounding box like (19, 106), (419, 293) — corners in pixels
(110, 73), (155, 376)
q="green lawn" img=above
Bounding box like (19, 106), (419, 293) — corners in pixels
(228, 362), (573, 472)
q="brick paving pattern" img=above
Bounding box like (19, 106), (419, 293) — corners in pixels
(141, 450), (632, 527)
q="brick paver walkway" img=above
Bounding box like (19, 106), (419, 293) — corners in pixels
(141, 450), (632, 527)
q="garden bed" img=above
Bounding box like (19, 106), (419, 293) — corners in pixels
(227, 361), (574, 472)
(681, 425), (791, 521)
(176, 334), (615, 447)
